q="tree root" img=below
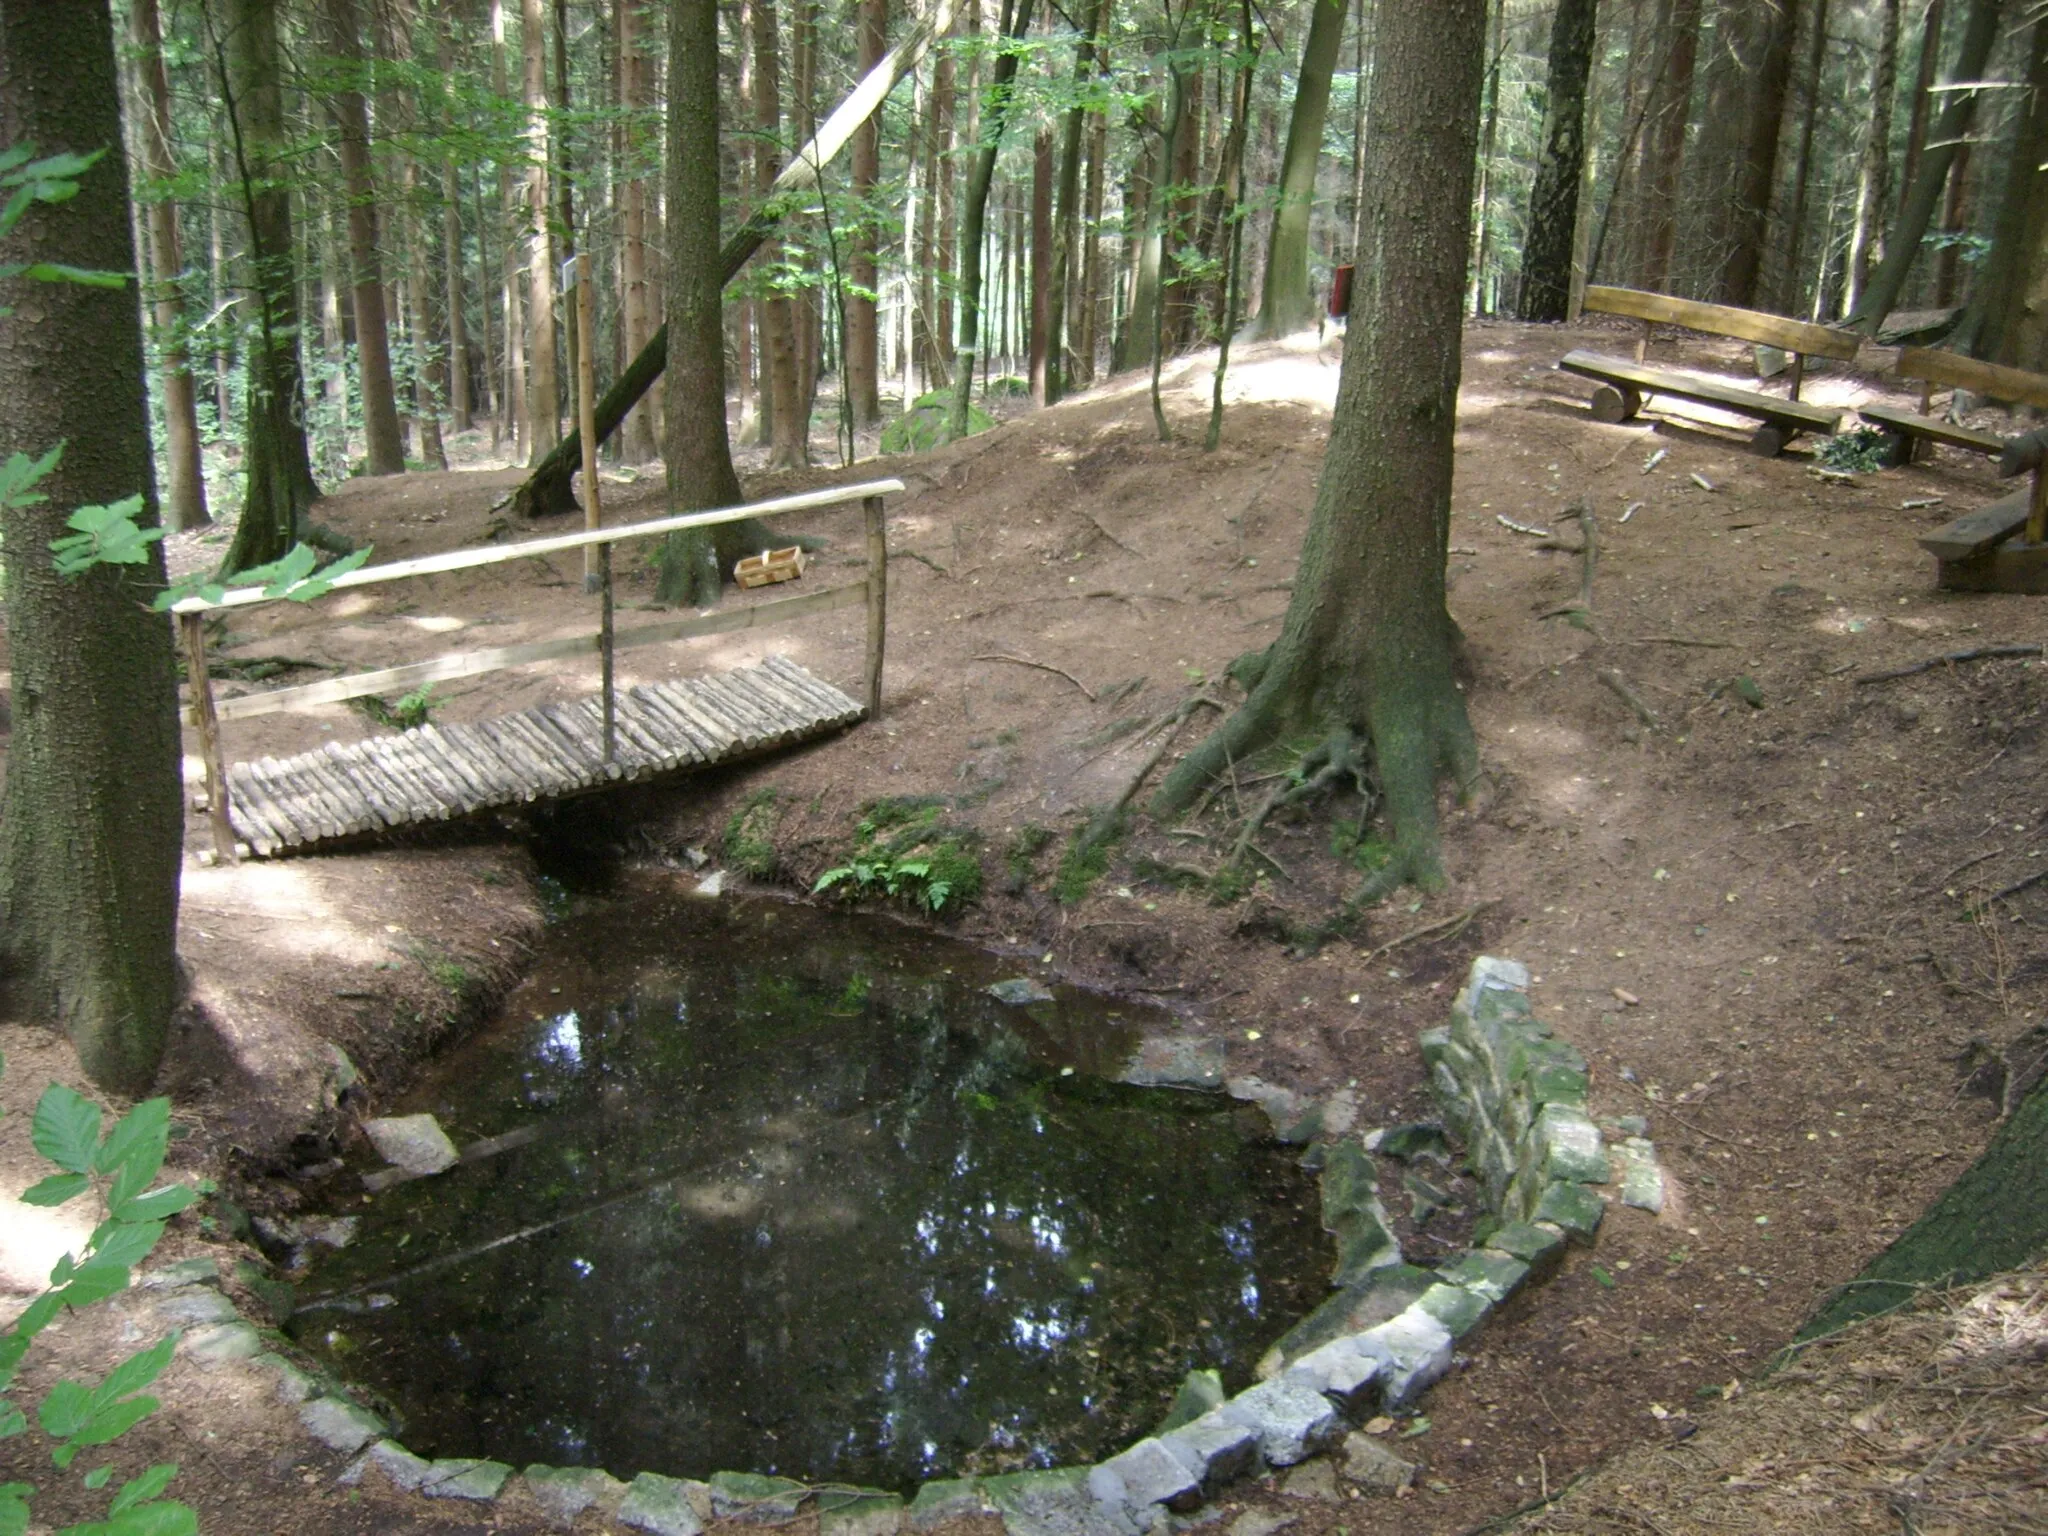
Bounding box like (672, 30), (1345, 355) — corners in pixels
(1226, 726), (1372, 876)
(1072, 694), (1223, 860)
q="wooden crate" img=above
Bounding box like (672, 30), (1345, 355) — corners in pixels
(735, 546), (808, 589)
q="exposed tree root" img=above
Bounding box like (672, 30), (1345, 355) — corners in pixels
(1073, 694), (1222, 859)
(1226, 726), (1372, 875)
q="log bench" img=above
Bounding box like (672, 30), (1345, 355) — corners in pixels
(1559, 286), (1861, 455)
(1861, 348), (2048, 468)
(1917, 427), (2048, 594)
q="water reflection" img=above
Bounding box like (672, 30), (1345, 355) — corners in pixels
(293, 885), (1324, 1491)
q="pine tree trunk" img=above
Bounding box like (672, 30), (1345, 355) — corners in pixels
(1933, 139), (1971, 307)
(1849, 0), (2002, 330)
(949, 0), (1037, 439)
(1077, 102), (1106, 383)
(0, 0), (183, 1096)
(1723, 0), (1800, 308)
(321, 0), (407, 475)
(1897, 0), (1943, 224)
(1638, 0), (1702, 292)
(223, 0), (322, 573)
(403, 157), (449, 471)
(1842, 0), (1902, 316)
(619, 0), (657, 460)
(523, 0), (561, 460)
(660, 0), (749, 606)
(792, 0), (822, 429)
(1048, 0), (1108, 405)
(934, 39), (958, 387)
(1469, 0), (1506, 314)
(1251, 0), (1347, 337)
(127, 0), (210, 530)
(1029, 125), (1053, 403)
(1776, 0), (1831, 312)
(756, 0), (808, 470)
(439, 16), (474, 435)
(846, 0), (888, 426)
(1154, 0), (1486, 902)
(1953, 11), (2048, 363)
(1517, 0), (1597, 321)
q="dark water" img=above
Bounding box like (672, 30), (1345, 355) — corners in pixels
(291, 880), (1326, 1491)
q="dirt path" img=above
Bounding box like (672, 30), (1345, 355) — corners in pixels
(3, 321), (2043, 1534)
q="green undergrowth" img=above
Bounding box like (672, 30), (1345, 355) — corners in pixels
(815, 797), (985, 915)
(880, 392), (995, 454)
(1002, 825), (1055, 893)
(723, 788), (782, 879)
(1055, 824), (1117, 905)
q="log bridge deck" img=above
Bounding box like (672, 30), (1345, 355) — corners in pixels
(175, 479), (902, 861)
(223, 656), (860, 857)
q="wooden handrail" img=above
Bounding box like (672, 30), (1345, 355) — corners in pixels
(168, 477), (907, 613)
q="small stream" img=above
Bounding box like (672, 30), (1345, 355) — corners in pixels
(290, 874), (1327, 1492)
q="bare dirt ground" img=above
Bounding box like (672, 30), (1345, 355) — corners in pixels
(3, 317), (2045, 1534)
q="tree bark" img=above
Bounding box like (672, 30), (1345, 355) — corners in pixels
(0, 0), (183, 1095)
(754, 0), (808, 470)
(1153, 0), (1486, 901)
(1848, 0), (2004, 330)
(659, 0), (750, 607)
(1953, 10), (2048, 363)
(222, 0), (323, 573)
(948, 0), (1036, 439)
(127, 0), (210, 531)
(1047, 0), (1108, 405)
(1517, 0), (1597, 321)
(522, 0), (560, 459)
(847, 0), (888, 426)
(321, 0), (407, 475)
(1077, 90), (1107, 384)
(616, 0), (656, 459)
(1250, 0), (1347, 337)
(1722, 0), (1800, 308)
(1842, 0), (1902, 316)
(1776, 0), (1831, 313)
(1898, 0), (1945, 218)
(1029, 124), (1053, 404)
(1638, 0), (1702, 292)
(438, 15), (474, 433)
(1469, 0), (1506, 314)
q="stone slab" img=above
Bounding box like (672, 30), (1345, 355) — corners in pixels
(1280, 1336), (1381, 1411)
(1349, 1308), (1455, 1409)
(710, 1470), (808, 1522)
(1088, 1438), (1199, 1511)
(421, 1458), (514, 1500)
(818, 1491), (906, 1536)
(1157, 1411), (1261, 1492)
(138, 1257), (219, 1290)
(251, 1352), (317, 1404)
(1533, 1104), (1609, 1184)
(522, 1464), (628, 1528)
(1218, 1379), (1341, 1467)
(983, 1467), (1143, 1536)
(1414, 1282), (1491, 1340)
(362, 1113), (460, 1177)
(183, 1320), (264, 1367)
(1614, 1136), (1666, 1213)
(621, 1471), (709, 1535)
(1154, 1368), (1225, 1435)
(155, 1288), (239, 1327)
(987, 977), (1055, 1005)
(1339, 1433), (1416, 1494)
(299, 1396), (386, 1455)
(364, 1441), (436, 1492)
(1533, 1178), (1606, 1240)
(1119, 1034), (1226, 1090)
(908, 1478), (989, 1529)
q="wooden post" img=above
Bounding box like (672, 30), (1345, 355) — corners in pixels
(1634, 315), (1653, 363)
(599, 540), (616, 761)
(2028, 465), (2047, 548)
(863, 493), (887, 718)
(179, 612), (237, 862)
(574, 251), (602, 591)
(1787, 351), (1806, 402)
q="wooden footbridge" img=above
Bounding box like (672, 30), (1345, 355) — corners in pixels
(174, 479), (903, 859)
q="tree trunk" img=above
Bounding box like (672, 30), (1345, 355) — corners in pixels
(1149, 57), (1190, 438)
(1638, 0), (1702, 292)
(1842, 0), (1902, 316)
(1933, 139), (1971, 307)
(439, 15), (474, 433)
(948, 0), (1037, 439)
(792, 0), (823, 430)
(616, 0), (657, 460)
(1517, 0), (1597, 321)
(321, 0), (406, 475)
(127, 0), (210, 531)
(523, 0), (560, 460)
(1077, 98), (1106, 383)
(403, 157), (449, 471)
(0, 0), (183, 1096)
(847, 0), (888, 426)
(933, 37), (958, 387)
(1776, 0), (1831, 312)
(1723, 0), (1800, 308)
(660, 0), (751, 607)
(1250, 0), (1347, 337)
(1029, 124), (1053, 404)
(1898, 0), (1944, 219)
(1469, 0), (1505, 314)
(1848, 0), (2003, 331)
(1048, 0), (1108, 405)
(755, 0), (807, 470)
(1952, 10), (2048, 363)
(1153, 0), (1486, 902)
(222, 0), (323, 573)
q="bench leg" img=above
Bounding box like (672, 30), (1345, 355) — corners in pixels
(1876, 427), (1915, 469)
(1749, 423), (1792, 458)
(1590, 384), (1642, 424)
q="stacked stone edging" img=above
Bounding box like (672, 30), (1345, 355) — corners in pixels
(133, 954), (1652, 1535)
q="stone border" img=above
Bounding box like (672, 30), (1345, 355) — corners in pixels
(136, 955), (1658, 1535)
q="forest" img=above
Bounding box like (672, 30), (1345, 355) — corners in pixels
(2, 0), (2047, 1534)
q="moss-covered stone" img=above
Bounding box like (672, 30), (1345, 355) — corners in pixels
(1414, 1281), (1491, 1338)
(1533, 1178), (1606, 1240)
(1319, 1140), (1401, 1285)
(1153, 1367), (1226, 1435)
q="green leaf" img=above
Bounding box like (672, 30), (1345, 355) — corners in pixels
(53, 1261), (132, 1312)
(95, 1499), (198, 1536)
(10, 1292), (62, 1344)
(93, 1100), (170, 1179)
(108, 1465), (177, 1516)
(19, 148), (105, 183)
(1591, 1264), (1616, 1288)
(83, 1466), (112, 1490)
(0, 443), (62, 510)
(20, 1173), (90, 1208)
(259, 542), (317, 596)
(31, 1086), (100, 1175)
(0, 1482), (31, 1536)
(110, 1186), (192, 1224)
(38, 1379), (93, 1440)
(48, 1252), (76, 1286)
(0, 1403), (26, 1439)
(279, 544), (371, 601)
(19, 263), (125, 289)
(102, 1157), (160, 1221)
(84, 1223), (163, 1282)
(71, 1394), (160, 1449)
(94, 1335), (176, 1408)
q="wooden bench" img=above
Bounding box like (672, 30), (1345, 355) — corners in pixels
(1558, 349), (1843, 457)
(1561, 286), (1861, 455)
(1863, 349), (2048, 467)
(1917, 426), (2048, 594)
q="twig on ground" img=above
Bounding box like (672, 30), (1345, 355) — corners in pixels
(1854, 645), (2044, 684)
(1498, 513), (1553, 537)
(1599, 669), (1659, 728)
(1615, 1074), (1750, 1152)
(1073, 694), (1225, 856)
(1630, 634), (1734, 649)
(1985, 867), (2048, 905)
(971, 652), (1097, 700)
(897, 548), (950, 576)
(1359, 900), (1497, 964)
(1570, 501), (1599, 611)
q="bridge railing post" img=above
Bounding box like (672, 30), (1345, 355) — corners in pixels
(864, 494), (887, 719)
(179, 612), (237, 863)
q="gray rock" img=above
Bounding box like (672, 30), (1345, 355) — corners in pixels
(1278, 1461), (1336, 1501)
(522, 1465), (628, 1529)
(1225, 1513), (1295, 1536)
(138, 1256), (219, 1290)
(1533, 1104), (1608, 1184)
(987, 977), (1055, 1005)
(1224, 1076), (1308, 1141)
(984, 1467), (1144, 1536)
(1279, 1337), (1380, 1411)
(301, 1215), (359, 1249)
(299, 1396), (385, 1455)
(252, 1352), (317, 1404)
(1532, 1178), (1606, 1240)
(1156, 1412), (1260, 1494)
(1218, 1380), (1341, 1467)
(422, 1458), (514, 1500)
(693, 870), (726, 897)
(156, 1288), (238, 1327)
(1088, 1439), (1200, 1512)
(1154, 1368), (1225, 1435)
(1434, 1249), (1530, 1306)
(1318, 1141), (1401, 1285)
(818, 1491), (905, 1536)
(1614, 1136), (1666, 1213)
(1339, 1433), (1416, 1494)
(362, 1113), (459, 1177)
(1413, 1282), (1491, 1340)
(183, 1320), (264, 1367)
(710, 1470), (808, 1522)
(1349, 1307), (1455, 1409)
(351, 1440), (434, 1492)
(907, 1478), (989, 1529)
(1120, 1034), (1226, 1090)
(621, 1471), (709, 1535)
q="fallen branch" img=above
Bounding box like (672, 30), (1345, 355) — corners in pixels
(1855, 644), (2043, 684)
(1599, 668), (1659, 728)
(971, 652), (1097, 700)
(1359, 900), (1496, 964)
(1629, 634), (1734, 649)
(1497, 513), (1552, 538)
(1984, 867), (2048, 905)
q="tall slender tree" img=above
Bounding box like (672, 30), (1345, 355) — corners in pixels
(523, 0), (560, 460)
(0, 0), (183, 1094)
(1517, 0), (1598, 321)
(1952, 7), (2048, 363)
(1723, 0), (1800, 308)
(948, 0), (1036, 438)
(847, 0), (888, 425)
(1842, 0), (1902, 315)
(1248, 0), (1346, 336)
(1153, 0), (1488, 900)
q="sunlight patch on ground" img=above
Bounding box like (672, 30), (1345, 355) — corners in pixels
(0, 1201), (94, 1307)
(181, 861), (390, 967)
(403, 614), (468, 634)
